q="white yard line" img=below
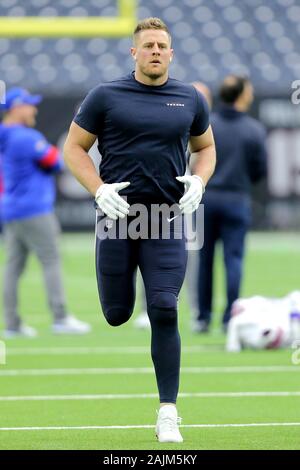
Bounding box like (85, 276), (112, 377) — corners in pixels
(6, 345), (222, 356)
(1, 422), (300, 432)
(0, 365), (299, 377)
(0, 391), (299, 401)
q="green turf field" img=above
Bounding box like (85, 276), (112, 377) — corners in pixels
(0, 232), (300, 450)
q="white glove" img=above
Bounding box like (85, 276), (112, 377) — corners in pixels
(95, 182), (130, 220)
(176, 175), (205, 214)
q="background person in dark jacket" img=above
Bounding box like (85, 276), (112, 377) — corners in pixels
(195, 75), (267, 333)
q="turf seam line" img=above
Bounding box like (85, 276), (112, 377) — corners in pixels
(5, 345), (223, 356)
(1, 423), (300, 431)
(0, 391), (300, 401)
(0, 366), (299, 376)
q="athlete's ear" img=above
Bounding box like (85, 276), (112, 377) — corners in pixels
(170, 49), (174, 62)
(130, 47), (137, 61)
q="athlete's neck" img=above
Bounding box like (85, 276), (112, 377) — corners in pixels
(134, 70), (168, 87)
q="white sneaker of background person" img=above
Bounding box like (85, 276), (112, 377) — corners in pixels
(156, 405), (183, 443)
(3, 324), (38, 339)
(52, 315), (91, 335)
(134, 311), (151, 329)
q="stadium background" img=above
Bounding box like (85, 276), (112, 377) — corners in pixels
(0, 0), (300, 451)
(1, 0), (300, 230)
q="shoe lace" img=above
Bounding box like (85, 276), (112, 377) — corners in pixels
(162, 416), (176, 432)
(158, 413), (182, 432)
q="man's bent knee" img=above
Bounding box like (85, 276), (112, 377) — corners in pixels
(103, 306), (133, 327)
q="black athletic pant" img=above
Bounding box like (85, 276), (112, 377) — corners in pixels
(95, 214), (187, 404)
(198, 190), (251, 326)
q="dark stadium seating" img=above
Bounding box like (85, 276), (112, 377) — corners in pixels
(0, 0), (299, 94)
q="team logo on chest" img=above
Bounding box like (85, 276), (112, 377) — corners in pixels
(166, 103), (185, 107)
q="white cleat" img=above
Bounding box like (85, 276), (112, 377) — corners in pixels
(52, 315), (91, 335)
(156, 405), (183, 443)
(3, 324), (38, 339)
(133, 311), (151, 330)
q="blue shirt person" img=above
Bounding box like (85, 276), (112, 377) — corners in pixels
(0, 87), (90, 338)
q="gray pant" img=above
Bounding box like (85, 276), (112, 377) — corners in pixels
(3, 212), (67, 330)
(185, 249), (199, 318)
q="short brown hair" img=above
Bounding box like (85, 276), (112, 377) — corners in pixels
(133, 17), (171, 42)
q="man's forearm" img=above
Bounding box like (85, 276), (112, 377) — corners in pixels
(189, 144), (216, 187)
(64, 143), (103, 196)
